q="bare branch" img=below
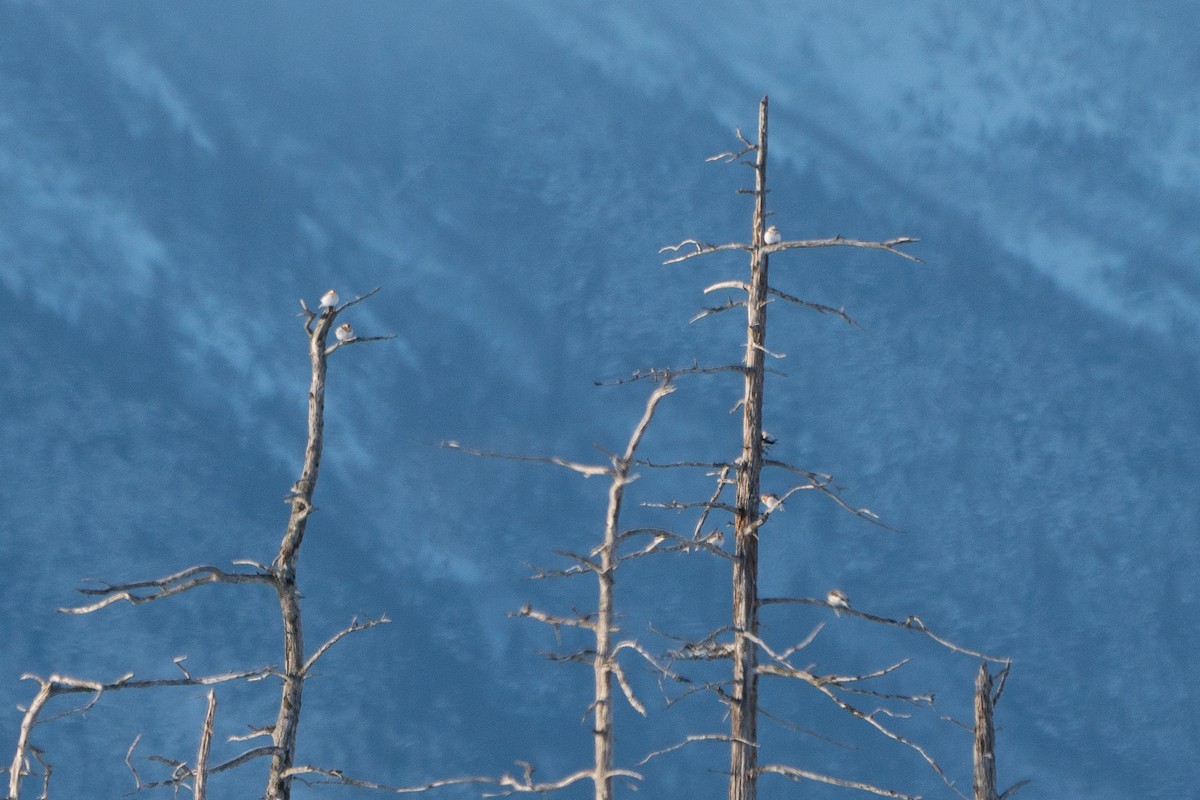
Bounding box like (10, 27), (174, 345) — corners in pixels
(132, 745), (277, 794)
(777, 623), (825, 659)
(762, 461), (902, 532)
(690, 297), (746, 323)
(1000, 778), (1032, 800)
(637, 734), (742, 766)
(662, 235), (921, 266)
(693, 465), (732, 543)
(992, 659), (1014, 705)
(703, 279), (751, 294)
(661, 240), (750, 264)
(757, 764), (919, 800)
(610, 661), (647, 717)
(207, 746), (275, 774)
(642, 499), (738, 515)
(228, 725), (274, 743)
(439, 441), (610, 478)
(612, 640), (688, 685)
(8, 668), (270, 800)
(282, 764), (642, 796)
(336, 286), (383, 312)
(756, 645), (957, 794)
(757, 703), (854, 748)
(772, 235), (922, 263)
(706, 127), (756, 163)
(614, 528), (732, 563)
(509, 603), (595, 632)
(124, 734), (144, 792)
(767, 287), (859, 327)
(302, 616), (391, 676)
(594, 362), (746, 387)
(758, 596), (1008, 663)
(30, 747), (50, 800)
(61, 565), (273, 614)
(324, 333), (398, 356)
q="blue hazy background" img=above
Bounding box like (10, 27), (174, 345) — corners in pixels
(2, 2), (1199, 798)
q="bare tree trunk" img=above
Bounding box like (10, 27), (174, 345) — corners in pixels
(973, 664), (996, 800)
(266, 308), (335, 800)
(730, 95), (770, 800)
(7, 679), (52, 800)
(193, 690), (216, 800)
(594, 490), (616, 800)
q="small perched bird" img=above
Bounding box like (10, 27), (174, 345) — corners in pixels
(760, 493), (783, 513)
(763, 225), (781, 245)
(335, 322), (354, 342)
(827, 589), (851, 612)
(320, 289), (339, 309)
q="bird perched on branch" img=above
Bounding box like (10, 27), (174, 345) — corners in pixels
(320, 289), (339, 309)
(763, 225), (781, 245)
(827, 589), (850, 613)
(335, 322), (354, 342)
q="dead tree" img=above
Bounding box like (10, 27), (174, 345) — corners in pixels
(660, 97), (1002, 800)
(974, 664), (997, 800)
(442, 379), (679, 800)
(6, 289), (392, 800)
(974, 663), (1027, 800)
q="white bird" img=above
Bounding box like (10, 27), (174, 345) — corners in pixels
(760, 493), (783, 513)
(827, 589), (850, 612)
(320, 289), (339, 309)
(335, 322), (354, 342)
(763, 225), (781, 245)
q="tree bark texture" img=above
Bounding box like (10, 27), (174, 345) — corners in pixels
(973, 664), (997, 800)
(266, 308), (334, 800)
(730, 95), (769, 800)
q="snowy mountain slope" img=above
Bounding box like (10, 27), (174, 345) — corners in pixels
(532, 1), (1200, 337)
(1, 2), (1198, 798)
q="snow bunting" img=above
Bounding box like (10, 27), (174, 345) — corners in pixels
(827, 589), (850, 611)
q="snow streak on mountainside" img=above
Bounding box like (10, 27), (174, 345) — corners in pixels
(531, 1), (1200, 338)
(1, 3), (1198, 799)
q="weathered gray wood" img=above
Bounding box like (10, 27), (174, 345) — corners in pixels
(266, 305), (334, 800)
(729, 95), (769, 800)
(974, 664), (997, 800)
(194, 690), (216, 800)
(593, 382), (673, 800)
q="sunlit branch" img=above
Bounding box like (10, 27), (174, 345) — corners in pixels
(61, 565), (273, 614)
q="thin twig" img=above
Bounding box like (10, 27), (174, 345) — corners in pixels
(757, 597), (1009, 663)
(757, 764), (919, 800)
(636, 734), (742, 766)
(302, 616), (390, 676)
(439, 442), (611, 478)
(593, 362), (746, 387)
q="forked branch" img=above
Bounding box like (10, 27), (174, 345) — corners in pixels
(8, 668), (270, 800)
(60, 565), (273, 614)
(303, 616), (391, 676)
(758, 596), (1009, 663)
(283, 764), (642, 796)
